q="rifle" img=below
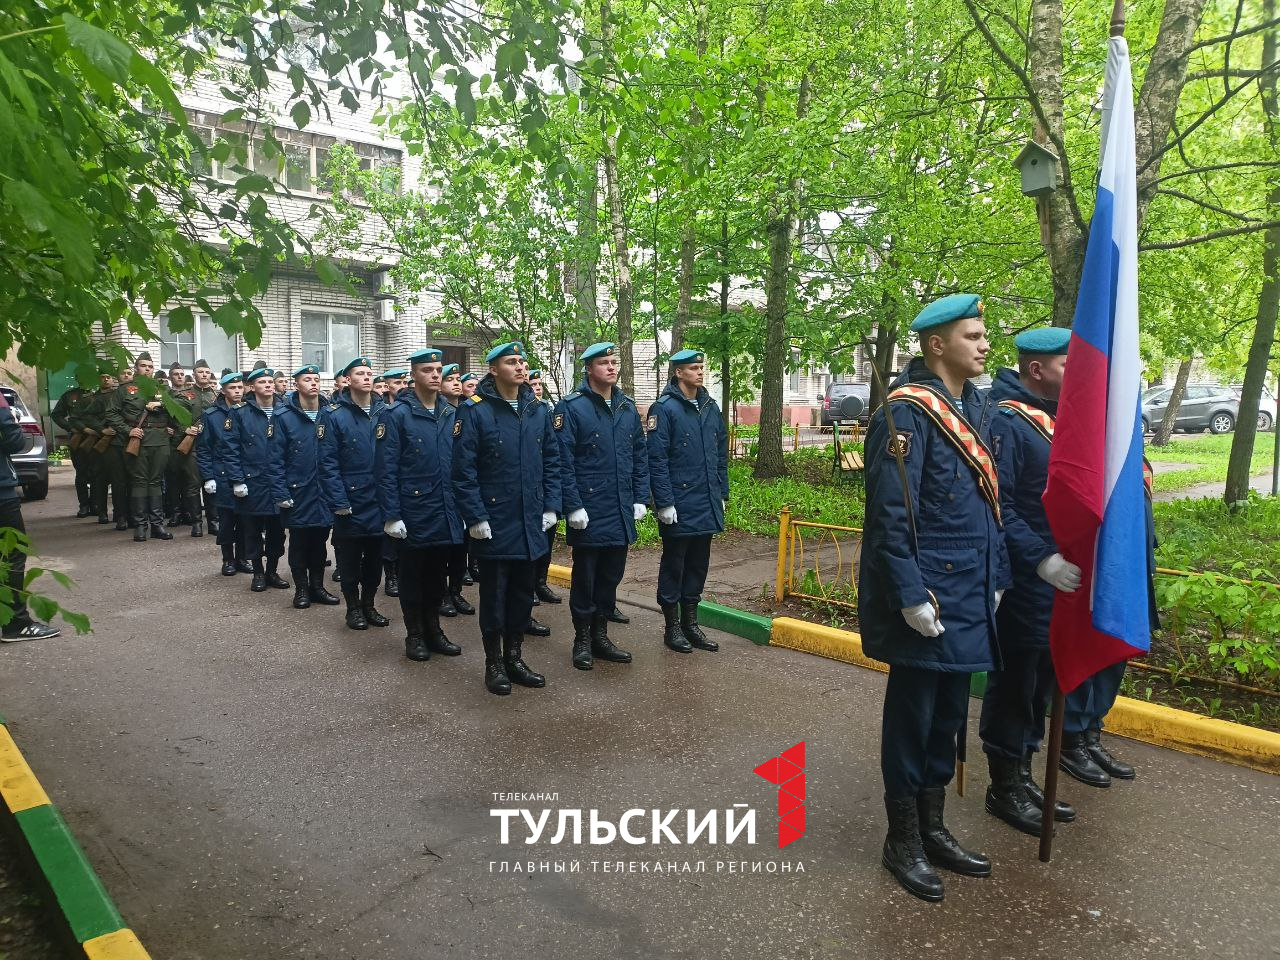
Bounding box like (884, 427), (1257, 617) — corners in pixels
(176, 426), (198, 456)
(69, 429), (90, 452)
(92, 428), (115, 454)
(124, 409), (150, 457)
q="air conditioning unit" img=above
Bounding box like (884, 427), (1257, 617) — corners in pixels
(373, 269), (397, 324)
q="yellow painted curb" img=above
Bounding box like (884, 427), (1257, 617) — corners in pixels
(83, 928), (152, 960)
(766, 616), (1280, 776)
(547, 562), (572, 587)
(0, 723), (51, 814)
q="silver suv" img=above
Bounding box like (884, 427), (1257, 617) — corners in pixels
(1, 386), (49, 500)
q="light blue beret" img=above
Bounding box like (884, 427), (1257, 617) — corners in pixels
(911, 294), (985, 332)
(1013, 327), (1071, 355)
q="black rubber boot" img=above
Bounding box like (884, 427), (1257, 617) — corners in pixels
(607, 606), (630, 624)
(345, 594), (368, 630)
(452, 592), (475, 616)
(1020, 759), (1076, 822)
(383, 561), (399, 598)
(571, 620), (593, 671)
(308, 568), (340, 605)
(985, 755), (1045, 837)
(882, 795), (944, 903)
(590, 615), (632, 663)
(403, 604), (430, 661)
(148, 498), (173, 540)
(680, 600), (718, 651)
(1085, 730), (1135, 780)
(662, 604), (692, 653)
(132, 497), (148, 542)
(1060, 733), (1112, 788)
(483, 632), (511, 696)
(503, 632), (545, 688)
(918, 787), (991, 877)
(363, 588), (390, 628)
(425, 609), (461, 656)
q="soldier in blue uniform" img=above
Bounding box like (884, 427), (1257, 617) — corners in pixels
(318, 356), (388, 630)
(274, 364), (340, 610)
(377, 348), (465, 662)
(527, 369), (560, 617)
(226, 368), (289, 592)
(382, 368), (408, 402)
(197, 372), (252, 576)
(646, 349), (728, 654)
(858, 294), (1011, 902)
(980, 327), (1078, 836)
(555, 343), (648, 670)
(439, 363), (476, 616)
(450, 342), (562, 696)
(378, 370), (403, 600)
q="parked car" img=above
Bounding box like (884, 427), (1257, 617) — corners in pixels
(1228, 384), (1276, 431)
(1141, 383), (1241, 435)
(1, 387), (49, 500)
(821, 382), (871, 426)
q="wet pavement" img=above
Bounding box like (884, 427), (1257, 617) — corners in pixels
(3, 472), (1279, 960)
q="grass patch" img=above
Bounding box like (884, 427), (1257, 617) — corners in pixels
(1146, 434), (1276, 494)
(1153, 494), (1280, 576)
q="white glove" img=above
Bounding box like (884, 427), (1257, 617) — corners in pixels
(567, 508), (589, 530)
(541, 511), (558, 532)
(633, 503), (647, 521)
(995, 589), (1004, 610)
(656, 505), (678, 525)
(384, 519), (408, 539)
(469, 520), (492, 540)
(232, 483), (248, 498)
(203, 480), (217, 495)
(335, 507), (352, 516)
(902, 602), (945, 638)
(723, 499), (728, 513)
(277, 499), (294, 509)
(1037, 553), (1082, 593)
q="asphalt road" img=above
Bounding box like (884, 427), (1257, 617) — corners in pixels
(3, 472), (1279, 960)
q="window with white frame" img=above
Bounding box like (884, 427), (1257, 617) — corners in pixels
(301, 310), (361, 374)
(155, 312), (240, 373)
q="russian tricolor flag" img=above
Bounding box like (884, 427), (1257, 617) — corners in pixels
(1042, 36), (1152, 695)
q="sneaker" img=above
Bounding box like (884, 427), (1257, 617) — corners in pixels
(1, 621), (61, 642)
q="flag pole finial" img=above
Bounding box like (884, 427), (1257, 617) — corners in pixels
(1110, 0), (1126, 37)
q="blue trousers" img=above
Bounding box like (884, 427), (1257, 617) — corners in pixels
(1064, 661), (1127, 734)
(881, 665), (971, 801)
(979, 645), (1055, 761)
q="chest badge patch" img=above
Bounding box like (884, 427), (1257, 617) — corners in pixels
(886, 431), (912, 459)
(317, 424), (325, 439)
(452, 420), (462, 437)
(553, 413), (563, 431)
(646, 414), (657, 431)
(376, 423), (386, 439)
(266, 423), (273, 438)
(224, 417), (233, 430)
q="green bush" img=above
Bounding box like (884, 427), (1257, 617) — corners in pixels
(1153, 494), (1280, 575)
(1156, 569), (1280, 686)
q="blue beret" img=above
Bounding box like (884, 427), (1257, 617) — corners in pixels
(292, 364), (319, 378)
(1013, 327), (1071, 355)
(219, 372), (244, 387)
(485, 341), (525, 363)
(527, 369), (542, 380)
(460, 372), (478, 383)
(441, 363), (460, 378)
(670, 349), (704, 365)
(408, 348), (444, 366)
(339, 356), (372, 376)
(581, 342), (616, 364)
(372, 375), (385, 384)
(245, 367), (273, 383)
(910, 294), (985, 332)
(382, 367), (409, 379)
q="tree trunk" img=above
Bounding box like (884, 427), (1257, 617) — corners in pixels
(1153, 357), (1193, 446)
(574, 159), (600, 334)
(753, 70), (812, 481)
(671, 4), (708, 355)
(719, 213), (732, 434)
(599, 0), (634, 396)
(1225, 0), (1279, 505)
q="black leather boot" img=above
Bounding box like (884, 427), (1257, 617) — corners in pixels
(1085, 730), (1135, 780)
(363, 589), (390, 628)
(403, 605), (430, 661)
(291, 569), (310, 608)
(1020, 759), (1076, 822)
(524, 616), (550, 637)
(1060, 733), (1112, 788)
(917, 787), (991, 877)
(503, 633), (545, 688)
(188, 497), (203, 537)
(250, 560), (267, 593)
(985, 755), (1044, 837)
(344, 594), (368, 630)
(590, 615), (632, 663)
(439, 593), (458, 617)
(535, 580), (561, 604)
(207, 514), (220, 536)
(132, 497), (148, 542)
(426, 609), (461, 656)
(235, 556), (253, 574)
(452, 592), (475, 615)
(482, 632), (511, 696)
(221, 544), (237, 577)
(571, 620), (594, 671)
(264, 560), (289, 589)
(308, 569), (340, 605)
(662, 604), (692, 653)
(607, 606), (630, 624)
(466, 560), (479, 585)
(681, 600), (718, 651)
(98, 512), (111, 525)
(882, 795), (944, 902)
(383, 561), (399, 598)
(148, 498), (173, 540)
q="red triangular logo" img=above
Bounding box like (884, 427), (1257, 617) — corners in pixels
(782, 773), (805, 804)
(778, 789), (802, 817)
(781, 741), (805, 769)
(781, 805), (805, 835)
(753, 757), (779, 784)
(778, 757), (802, 784)
(779, 817), (804, 848)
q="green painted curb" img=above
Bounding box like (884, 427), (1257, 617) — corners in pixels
(14, 801), (124, 944)
(699, 602), (772, 645)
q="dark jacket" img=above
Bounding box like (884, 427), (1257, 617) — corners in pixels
(555, 381), (649, 548)
(273, 394), (331, 529)
(226, 400), (284, 517)
(317, 394), (385, 538)
(857, 358), (1012, 673)
(645, 382), (728, 539)
(0, 403), (26, 500)
(989, 368), (1059, 648)
(450, 375), (562, 562)
(196, 397), (242, 510)
(376, 390), (464, 548)
(105, 379), (173, 448)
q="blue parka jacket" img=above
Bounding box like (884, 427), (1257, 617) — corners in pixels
(196, 397), (242, 511)
(273, 393), (331, 529)
(645, 382), (728, 539)
(317, 393), (385, 538)
(226, 400), (284, 517)
(375, 390), (464, 548)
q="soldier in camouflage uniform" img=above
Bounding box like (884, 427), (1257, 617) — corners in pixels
(51, 384), (94, 517)
(164, 361), (209, 536)
(106, 352), (175, 542)
(82, 372), (128, 528)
